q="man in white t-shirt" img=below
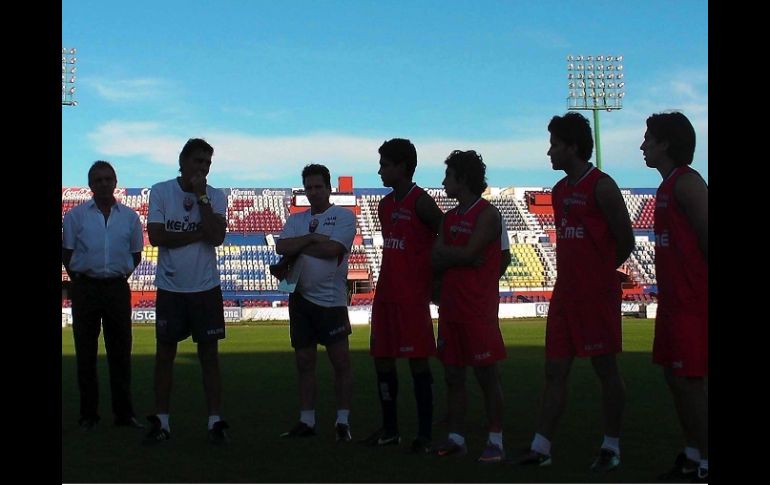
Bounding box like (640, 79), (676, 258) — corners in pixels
(275, 164), (356, 443)
(144, 138), (230, 445)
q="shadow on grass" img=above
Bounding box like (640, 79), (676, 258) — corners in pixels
(62, 323), (682, 483)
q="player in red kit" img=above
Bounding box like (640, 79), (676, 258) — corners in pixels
(641, 112), (708, 482)
(519, 113), (634, 472)
(431, 150), (509, 463)
(361, 138), (443, 453)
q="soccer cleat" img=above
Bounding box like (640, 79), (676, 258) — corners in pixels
(280, 421), (316, 438)
(433, 438), (467, 457)
(406, 436), (432, 454)
(657, 452), (698, 480)
(358, 428), (384, 445)
(142, 416), (171, 444)
(517, 449), (552, 467)
(377, 432), (401, 446)
(358, 427), (400, 446)
(114, 417), (145, 429)
(691, 467), (708, 483)
(208, 420), (230, 445)
(478, 442), (506, 463)
(78, 417), (98, 431)
(335, 423), (352, 442)
(590, 448), (620, 472)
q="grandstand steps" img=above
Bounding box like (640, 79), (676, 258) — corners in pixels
(535, 240), (558, 286)
(63, 186), (661, 307)
(511, 199), (540, 232)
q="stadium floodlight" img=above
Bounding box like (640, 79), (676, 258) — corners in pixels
(62, 47), (78, 107)
(565, 54), (625, 170)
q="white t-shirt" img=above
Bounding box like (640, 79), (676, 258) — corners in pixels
(280, 204), (356, 307)
(147, 178), (227, 293)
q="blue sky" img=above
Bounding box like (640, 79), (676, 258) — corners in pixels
(62, 0), (708, 191)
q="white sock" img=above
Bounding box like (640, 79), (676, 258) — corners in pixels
(448, 432), (465, 446)
(488, 431), (503, 450)
(336, 409), (350, 425)
(300, 410), (316, 427)
(685, 446), (701, 462)
(531, 433), (551, 455)
(157, 413), (170, 432)
(208, 415), (221, 430)
(601, 435), (620, 455)
(699, 459), (708, 472)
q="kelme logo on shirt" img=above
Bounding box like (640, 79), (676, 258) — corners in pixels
(166, 219), (201, 232)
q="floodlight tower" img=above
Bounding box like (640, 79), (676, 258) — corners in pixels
(62, 48), (77, 106)
(566, 54), (625, 170)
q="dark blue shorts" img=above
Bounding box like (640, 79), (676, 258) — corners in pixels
(288, 292), (351, 349)
(155, 286), (226, 343)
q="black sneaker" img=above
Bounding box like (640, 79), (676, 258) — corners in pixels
(657, 452), (698, 481)
(377, 432), (401, 446)
(114, 417), (145, 429)
(478, 441), (506, 463)
(516, 448), (552, 467)
(358, 427), (400, 446)
(142, 415), (171, 444)
(280, 421), (316, 438)
(335, 423), (352, 442)
(358, 428), (384, 445)
(590, 448), (620, 472)
(78, 417), (99, 432)
(406, 436), (432, 454)
(691, 467), (708, 483)
(208, 420), (230, 444)
(432, 438), (467, 457)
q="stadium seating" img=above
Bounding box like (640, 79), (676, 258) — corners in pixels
(227, 194), (288, 233)
(62, 186), (660, 305)
(624, 193), (656, 230)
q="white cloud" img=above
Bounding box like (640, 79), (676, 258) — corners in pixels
(87, 122), (555, 182)
(88, 113), (708, 185)
(88, 63), (708, 185)
(645, 68), (707, 104)
(89, 121), (182, 165)
(86, 77), (172, 102)
(670, 80), (699, 100)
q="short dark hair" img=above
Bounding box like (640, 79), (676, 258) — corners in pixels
(548, 112), (594, 162)
(444, 150), (488, 196)
(301, 163), (331, 190)
(178, 138), (214, 170)
(88, 160), (116, 184)
(378, 138), (417, 178)
(645, 112), (696, 166)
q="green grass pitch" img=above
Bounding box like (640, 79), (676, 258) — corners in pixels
(62, 318), (683, 483)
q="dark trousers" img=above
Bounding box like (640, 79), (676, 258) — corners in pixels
(70, 276), (135, 422)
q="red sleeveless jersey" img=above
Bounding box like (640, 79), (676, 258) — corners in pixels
(654, 166), (708, 308)
(552, 166), (618, 296)
(439, 198), (501, 323)
(374, 185), (437, 303)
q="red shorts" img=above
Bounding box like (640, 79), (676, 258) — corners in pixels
(370, 300), (436, 358)
(545, 289), (622, 359)
(437, 317), (506, 367)
(652, 304), (708, 377)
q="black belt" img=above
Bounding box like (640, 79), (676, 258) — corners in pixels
(72, 273), (127, 284)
